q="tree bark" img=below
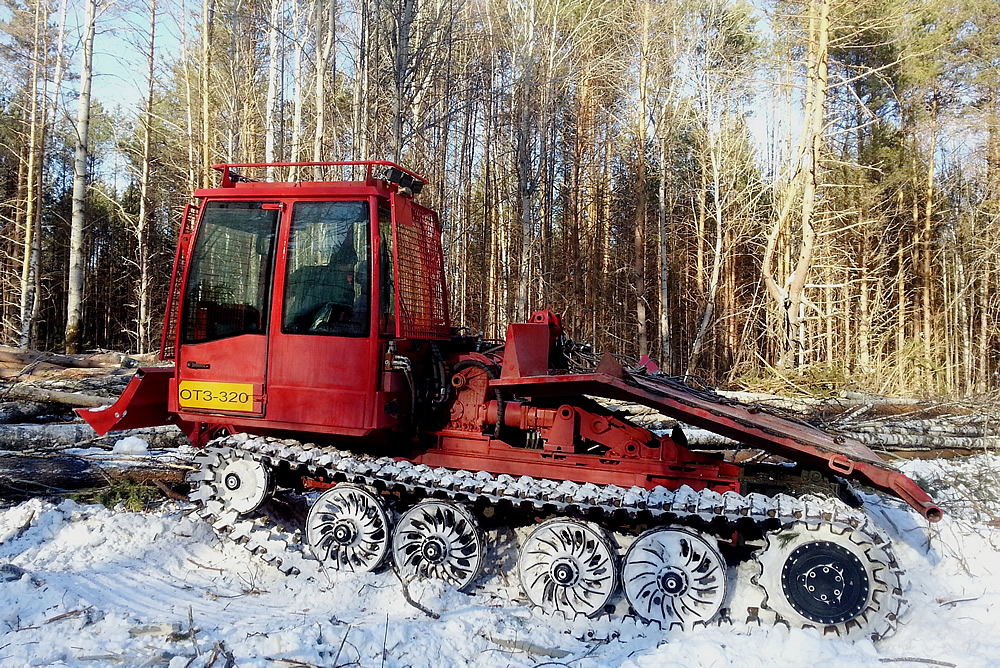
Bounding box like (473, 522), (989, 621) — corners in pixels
(289, 0), (310, 179)
(922, 96), (937, 382)
(657, 137), (672, 371)
(136, 0), (157, 354)
(65, 0), (97, 354)
(264, 0), (282, 178)
(513, 0), (537, 321)
(0, 385), (111, 408)
(687, 137), (725, 375)
(0, 424), (184, 450)
(180, 0), (197, 193)
(313, 0), (336, 170)
(19, 0), (47, 350)
(353, 0), (370, 161)
(782, 0), (827, 369)
(392, 0), (415, 163)
(634, 1), (650, 357)
(200, 0), (215, 187)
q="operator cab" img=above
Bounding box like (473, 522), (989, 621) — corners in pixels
(162, 162), (449, 442)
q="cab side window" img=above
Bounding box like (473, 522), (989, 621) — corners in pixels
(282, 201), (371, 337)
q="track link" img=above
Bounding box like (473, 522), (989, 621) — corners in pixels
(188, 434), (906, 640)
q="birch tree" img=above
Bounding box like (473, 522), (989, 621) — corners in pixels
(64, 0), (97, 353)
(313, 0), (336, 166)
(135, 0), (158, 353)
(761, 0), (830, 369)
(264, 0), (283, 178)
(685, 0), (760, 374)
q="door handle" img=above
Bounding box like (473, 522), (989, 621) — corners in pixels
(186, 361), (211, 369)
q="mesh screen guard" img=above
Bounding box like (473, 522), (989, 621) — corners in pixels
(392, 195), (450, 340)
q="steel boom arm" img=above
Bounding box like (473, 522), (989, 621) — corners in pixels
(491, 371), (942, 522)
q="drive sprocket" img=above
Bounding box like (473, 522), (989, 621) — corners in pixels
(189, 447), (274, 517)
(753, 519), (904, 640)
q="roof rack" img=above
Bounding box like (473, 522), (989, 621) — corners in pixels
(210, 161), (427, 193)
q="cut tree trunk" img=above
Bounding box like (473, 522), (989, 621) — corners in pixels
(0, 424), (185, 451)
(0, 454), (188, 499)
(0, 402), (70, 424)
(0, 386), (109, 408)
(0, 346), (115, 369)
(0, 425), (191, 499)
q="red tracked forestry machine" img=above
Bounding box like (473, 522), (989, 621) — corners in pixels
(79, 161), (941, 641)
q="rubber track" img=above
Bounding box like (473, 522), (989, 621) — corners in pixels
(187, 433), (906, 639)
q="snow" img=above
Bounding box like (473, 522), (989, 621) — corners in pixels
(111, 436), (149, 455)
(0, 456), (998, 667)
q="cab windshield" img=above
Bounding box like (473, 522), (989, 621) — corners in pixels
(181, 201), (278, 344)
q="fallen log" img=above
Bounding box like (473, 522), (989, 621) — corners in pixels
(0, 385), (110, 408)
(0, 346), (121, 369)
(845, 432), (1000, 451)
(0, 423), (186, 451)
(0, 424), (192, 500)
(0, 454), (189, 499)
(846, 421), (999, 438)
(0, 402), (71, 424)
(675, 425), (1000, 453)
(0, 360), (70, 373)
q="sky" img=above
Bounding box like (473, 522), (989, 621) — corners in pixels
(87, 0), (184, 112)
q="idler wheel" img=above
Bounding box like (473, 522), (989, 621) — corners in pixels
(306, 484), (391, 573)
(518, 519), (618, 618)
(391, 500), (484, 590)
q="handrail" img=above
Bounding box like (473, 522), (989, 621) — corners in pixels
(209, 161), (427, 187)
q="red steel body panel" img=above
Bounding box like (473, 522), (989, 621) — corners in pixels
(170, 176), (404, 437)
(174, 334), (268, 416)
(500, 324), (551, 378)
(262, 196), (379, 432)
(414, 434), (740, 492)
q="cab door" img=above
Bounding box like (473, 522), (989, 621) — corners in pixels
(175, 200), (281, 417)
(263, 199), (377, 434)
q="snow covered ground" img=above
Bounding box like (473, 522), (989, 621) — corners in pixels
(0, 454), (998, 667)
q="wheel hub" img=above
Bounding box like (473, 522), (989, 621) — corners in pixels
(780, 540), (870, 625)
(208, 452), (274, 515)
(331, 520), (357, 546)
(658, 566), (688, 596)
(421, 536), (448, 564)
(549, 558), (580, 587)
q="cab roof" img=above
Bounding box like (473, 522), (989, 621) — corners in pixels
(195, 161), (426, 201)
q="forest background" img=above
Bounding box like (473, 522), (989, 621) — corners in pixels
(0, 0), (997, 397)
